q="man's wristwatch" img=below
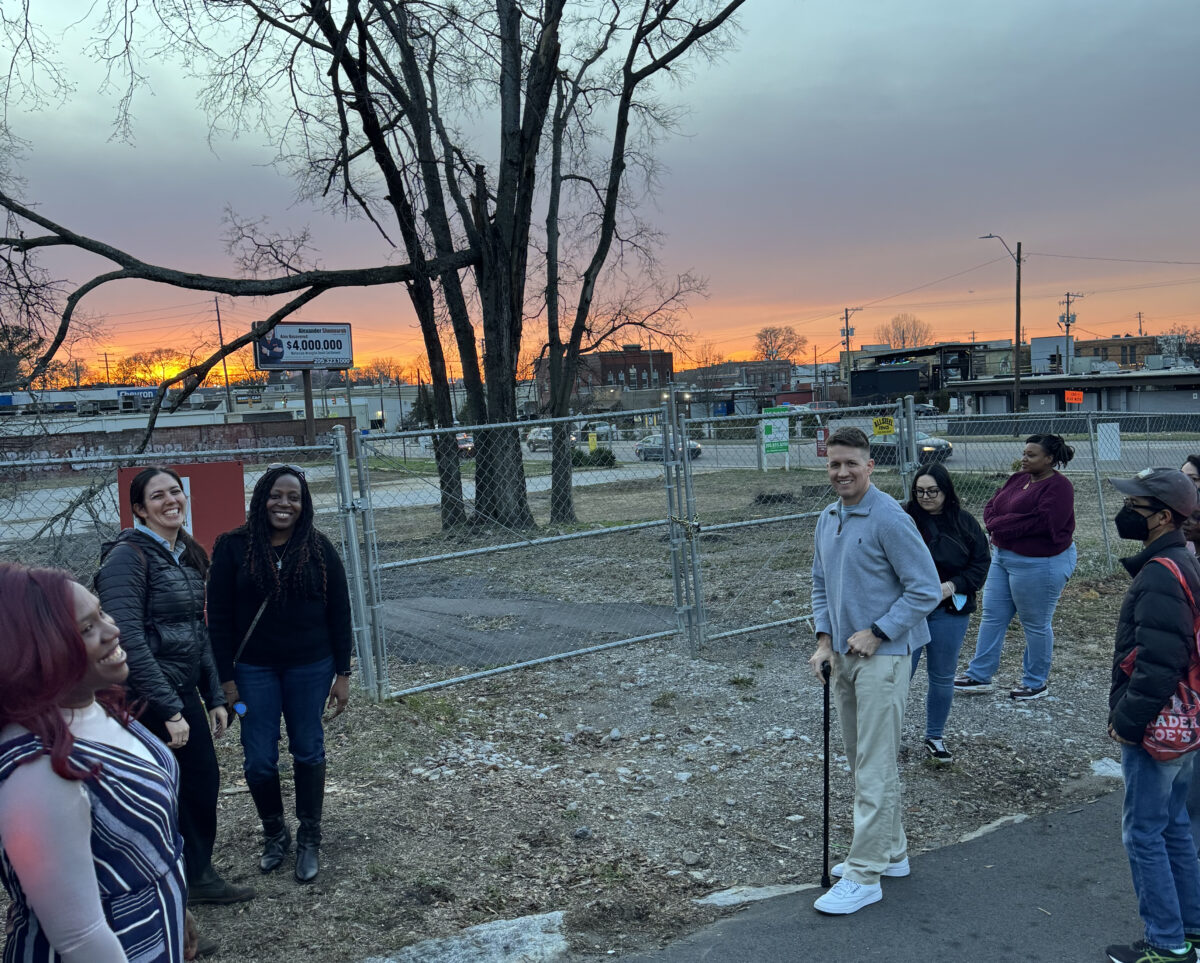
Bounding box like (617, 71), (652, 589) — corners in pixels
(337, 670), (352, 677)
(869, 623), (889, 641)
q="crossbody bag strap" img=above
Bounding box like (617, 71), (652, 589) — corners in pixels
(232, 598), (270, 667)
(1151, 556), (1199, 611)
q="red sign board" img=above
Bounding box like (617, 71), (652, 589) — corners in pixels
(117, 462), (247, 553)
(1064, 390), (1084, 404)
(816, 427), (829, 457)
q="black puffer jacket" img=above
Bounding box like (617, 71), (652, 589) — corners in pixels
(912, 508), (991, 615)
(95, 529), (224, 722)
(1109, 529), (1200, 743)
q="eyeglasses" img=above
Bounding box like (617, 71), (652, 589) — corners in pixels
(914, 487), (941, 499)
(1123, 498), (1163, 515)
(267, 463), (306, 479)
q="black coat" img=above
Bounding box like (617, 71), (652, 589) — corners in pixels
(206, 529), (353, 680)
(1108, 529), (1200, 743)
(911, 508), (991, 615)
(95, 529), (225, 722)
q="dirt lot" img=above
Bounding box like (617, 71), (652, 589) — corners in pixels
(191, 565), (1123, 962)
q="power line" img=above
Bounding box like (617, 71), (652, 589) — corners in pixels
(1028, 252), (1200, 266)
(859, 255), (1011, 308)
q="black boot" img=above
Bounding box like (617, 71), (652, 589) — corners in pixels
(187, 863), (256, 905)
(293, 761), (325, 884)
(247, 775), (291, 873)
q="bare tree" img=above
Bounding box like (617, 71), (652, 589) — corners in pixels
(875, 313), (933, 350)
(1, 0), (747, 532)
(754, 325), (807, 361)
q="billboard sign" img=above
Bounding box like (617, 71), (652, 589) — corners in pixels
(254, 323), (354, 371)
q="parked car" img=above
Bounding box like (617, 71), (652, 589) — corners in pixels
(913, 403), (940, 416)
(577, 421), (615, 441)
(455, 432), (476, 458)
(526, 426), (577, 451)
(868, 430), (952, 465)
(634, 434), (703, 461)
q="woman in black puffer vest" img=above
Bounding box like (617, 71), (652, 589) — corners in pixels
(96, 466), (254, 909)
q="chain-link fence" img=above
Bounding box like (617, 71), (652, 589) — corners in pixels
(0, 428), (377, 693)
(672, 401), (1200, 656)
(3, 406), (1198, 701)
(351, 409), (699, 698)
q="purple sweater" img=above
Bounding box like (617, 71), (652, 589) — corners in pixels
(983, 471), (1076, 557)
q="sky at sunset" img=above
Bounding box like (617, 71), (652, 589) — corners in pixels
(11, 0), (1200, 376)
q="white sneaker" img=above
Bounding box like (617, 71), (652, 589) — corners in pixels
(813, 877), (883, 915)
(831, 856), (910, 879)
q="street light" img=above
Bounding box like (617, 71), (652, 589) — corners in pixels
(980, 234), (1022, 414)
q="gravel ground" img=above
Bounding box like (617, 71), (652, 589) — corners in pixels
(179, 566), (1124, 962)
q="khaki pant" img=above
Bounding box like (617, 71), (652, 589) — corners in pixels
(831, 650), (910, 885)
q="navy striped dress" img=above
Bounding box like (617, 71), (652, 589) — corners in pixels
(0, 720), (185, 963)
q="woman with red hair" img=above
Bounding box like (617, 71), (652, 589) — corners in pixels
(0, 562), (186, 961)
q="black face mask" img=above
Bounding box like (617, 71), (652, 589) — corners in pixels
(1115, 506), (1151, 541)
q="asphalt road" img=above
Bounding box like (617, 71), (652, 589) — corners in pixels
(617, 790), (1140, 963)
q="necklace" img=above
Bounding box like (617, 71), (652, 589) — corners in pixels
(271, 538), (294, 571)
(1023, 471), (1053, 490)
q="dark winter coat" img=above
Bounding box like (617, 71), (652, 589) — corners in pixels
(1108, 528), (1200, 743)
(206, 530), (353, 681)
(910, 508), (991, 615)
(95, 529), (225, 723)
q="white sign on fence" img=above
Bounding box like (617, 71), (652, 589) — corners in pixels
(1097, 422), (1122, 461)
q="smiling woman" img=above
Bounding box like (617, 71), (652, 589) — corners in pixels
(95, 466), (254, 911)
(206, 465), (353, 884)
(0, 563), (187, 961)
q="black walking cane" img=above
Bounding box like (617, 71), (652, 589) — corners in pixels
(821, 660), (832, 888)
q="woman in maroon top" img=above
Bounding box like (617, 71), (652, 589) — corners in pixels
(954, 434), (1077, 701)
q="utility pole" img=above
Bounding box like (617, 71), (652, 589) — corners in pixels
(979, 235), (1022, 415)
(1137, 311), (1144, 336)
(102, 352), (111, 384)
(214, 297), (235, 414)
(840, 307), (862, 387)
(1058, 292), (1084, 373)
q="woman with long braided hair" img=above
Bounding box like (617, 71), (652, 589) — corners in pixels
(207, 466), (352, 884)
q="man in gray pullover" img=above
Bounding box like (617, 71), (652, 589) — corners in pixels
(808, 426), (941, 915)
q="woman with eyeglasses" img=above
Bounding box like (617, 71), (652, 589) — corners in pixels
(955, 433), (1077, 702)
(206, 465), (352, 883)
(904, 464), (990, 763)
(95, 467), (253, 912)
(0, 563), (187, 962)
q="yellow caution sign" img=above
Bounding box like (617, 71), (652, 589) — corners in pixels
(873, 416), (895, 436)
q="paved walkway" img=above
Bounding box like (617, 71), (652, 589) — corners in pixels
(619, 790), (1140, 963)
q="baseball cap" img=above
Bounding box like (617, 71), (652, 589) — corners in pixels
(1108, 467), (1199, 517)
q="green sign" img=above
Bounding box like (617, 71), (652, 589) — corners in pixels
(763, 406), (789, 453)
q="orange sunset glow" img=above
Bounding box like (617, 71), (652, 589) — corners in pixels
(13, 2), (1199, 389)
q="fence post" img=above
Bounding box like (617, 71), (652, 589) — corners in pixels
(899, 397), (917, 496)
(677, 406), (707, 655)
(331, 426), (378, 701)
(1087, 413), (1114, 572)
(352, 431), (390, 700)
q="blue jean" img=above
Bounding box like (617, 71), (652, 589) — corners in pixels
(235, 657), (334, 783)
(964, 543), (1076, 689)
(911, 608), (970, 740)
(1121, 743), (1200, 948)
